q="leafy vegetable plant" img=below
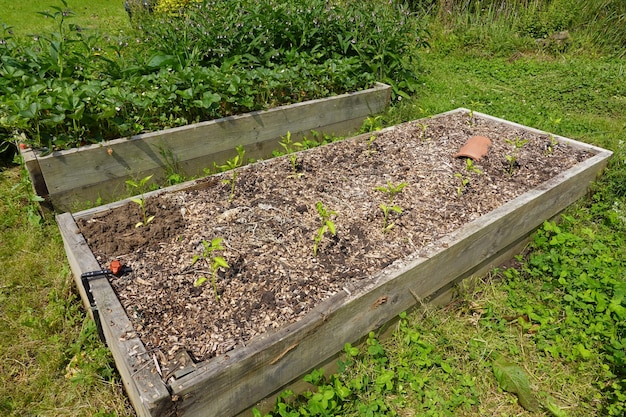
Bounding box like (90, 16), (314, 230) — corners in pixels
(375, 181), (407, 232)
(125, 175), (155, 227)
(2, 0), (430, 151)
(313, 202), (337, 256)
(192, 237), (229, 300)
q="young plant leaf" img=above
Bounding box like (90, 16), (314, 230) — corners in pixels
(194, 277), (207, 287)
(213, 256), (229, 269)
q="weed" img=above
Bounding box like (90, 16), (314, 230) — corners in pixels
(125, 175), (155, 227)
(216, 145), (245, 201)
(504, 137), (529, 176)
(361, 115), (383, 134)
(313, 201), (337, 256)
(192, 237), (229, 300)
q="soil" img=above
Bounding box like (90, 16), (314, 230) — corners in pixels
(77, 110), (592, 368)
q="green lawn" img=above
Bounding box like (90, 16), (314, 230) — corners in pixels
(0, 0), (131, 36)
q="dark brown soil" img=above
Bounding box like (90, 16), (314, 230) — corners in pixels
(77, 110), (592, 366)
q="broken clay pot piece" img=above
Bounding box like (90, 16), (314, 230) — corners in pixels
(454, 135), (492, 160)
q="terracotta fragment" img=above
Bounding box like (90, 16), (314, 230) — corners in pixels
(454, 135), (492, 160)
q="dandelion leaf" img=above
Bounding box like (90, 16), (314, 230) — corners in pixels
(492, 355), (539, 412)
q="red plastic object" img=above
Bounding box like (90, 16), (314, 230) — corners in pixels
(110, 260), (122, 276)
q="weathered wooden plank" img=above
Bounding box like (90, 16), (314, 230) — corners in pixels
(20, 147), (49, 200)
(32, 83), (391, 211)
(56, 213), (173, 417)
(169, 143), (611, 417)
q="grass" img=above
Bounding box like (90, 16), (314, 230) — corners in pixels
(1, 1), (625, 416)
(0, 168), (134, 416)
(0, 0), (131, 37)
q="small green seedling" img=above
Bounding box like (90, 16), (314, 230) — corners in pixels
(217, 145), (245, 201)
(375, 181), (408, 204)
(467, 109), (475, 126)
(365, 133), (378, 156)
(379, 203), (403, 232)
(375, 181), (407, 232)
(464, 158), (483, 175)
(504, 137), (529, 176)
(313, 201), (337, 256)
(192, 237), (229, 300)
(455, 159), (482, 197)
(280, 131), (304, 177)
(416, 122), (429, 140)
(454, 172), (470, 197)
(125, 174), (155, 228)
(544, 135), (559, 155)
(362, 115), (383, 156)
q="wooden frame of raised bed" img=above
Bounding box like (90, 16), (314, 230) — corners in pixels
(23, 82), (391, 212)
(56, 109), (612, 417)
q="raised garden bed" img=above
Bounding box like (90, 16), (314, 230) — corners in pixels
(57, 109), (612, 417)
(22, 82), (391, 211)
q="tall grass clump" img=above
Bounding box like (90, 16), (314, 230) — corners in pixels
(418, 0), (626, 57)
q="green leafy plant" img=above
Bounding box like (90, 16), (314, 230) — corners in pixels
(375, 181), (407, 232)
(361, 115), (383, 134)
(279, 131), (304, 177)
(313, 201), (337, 256)
(361, 115), (383, 156)
(375, 181), (408, 204)
(125, 175), (155, 227)
(364, 134), (378, 156)
(467, 109), (476, 125)
(379, 203), (403, 232)
(464, 158), (483, 175)
(504, 137), (529, 176)
(454, 172), (471, 197)
(192, 237), (229, 300)
(455, 158), (482, 197)
(216, 145), (245, 201)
